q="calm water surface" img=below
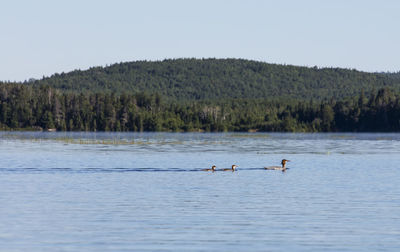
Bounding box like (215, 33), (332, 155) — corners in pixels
(0, 132), (399, 251)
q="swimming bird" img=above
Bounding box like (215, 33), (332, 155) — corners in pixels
(222, 165), (237, 172)
(264, 159), (290, 171)
(202, 165), (217, 172)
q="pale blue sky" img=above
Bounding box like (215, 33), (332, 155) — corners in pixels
(1, 0), (399, 81)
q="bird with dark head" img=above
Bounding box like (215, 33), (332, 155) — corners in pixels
(265, 159), (291, 171)
(202, 165), (217, 172)
(281, 159), (290, 168)
(222, 165), (237, 172)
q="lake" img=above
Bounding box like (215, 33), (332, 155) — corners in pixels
(0, 132), (399, 251)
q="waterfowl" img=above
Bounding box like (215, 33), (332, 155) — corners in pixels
(222, 165), (237, 172)
(202, 165), (216, 172)
(265, 159), (290, 171)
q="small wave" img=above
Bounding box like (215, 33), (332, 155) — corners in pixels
(0, 167), (278, 173)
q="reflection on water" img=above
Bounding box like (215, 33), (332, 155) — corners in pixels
(0, 132), (399, 251)
(2, 132), (400, 156)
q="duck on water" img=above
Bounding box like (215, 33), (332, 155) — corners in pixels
(202, 161), (290, 172)
(265, 159), (290, 171)
(202, 165), (237, 172)
(222, 165), (238, 172)
(202, 165), (217, 172)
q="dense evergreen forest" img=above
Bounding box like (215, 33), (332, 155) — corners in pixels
(1, 83), (400, 132)
(20, 58), (400, 101)
(1, 59), (400, 132)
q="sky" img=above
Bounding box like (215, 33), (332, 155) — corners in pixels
(1, 0), (399, 81)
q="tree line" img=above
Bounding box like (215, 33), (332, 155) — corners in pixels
(1, 83), (400, 132)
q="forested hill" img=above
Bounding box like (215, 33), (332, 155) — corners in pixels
(29, 58), (400, 101)
(384, 72), (400, 80)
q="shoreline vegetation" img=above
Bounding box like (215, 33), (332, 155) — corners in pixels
(1, 84), (400, 132)
(1, 59), (400, 133)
